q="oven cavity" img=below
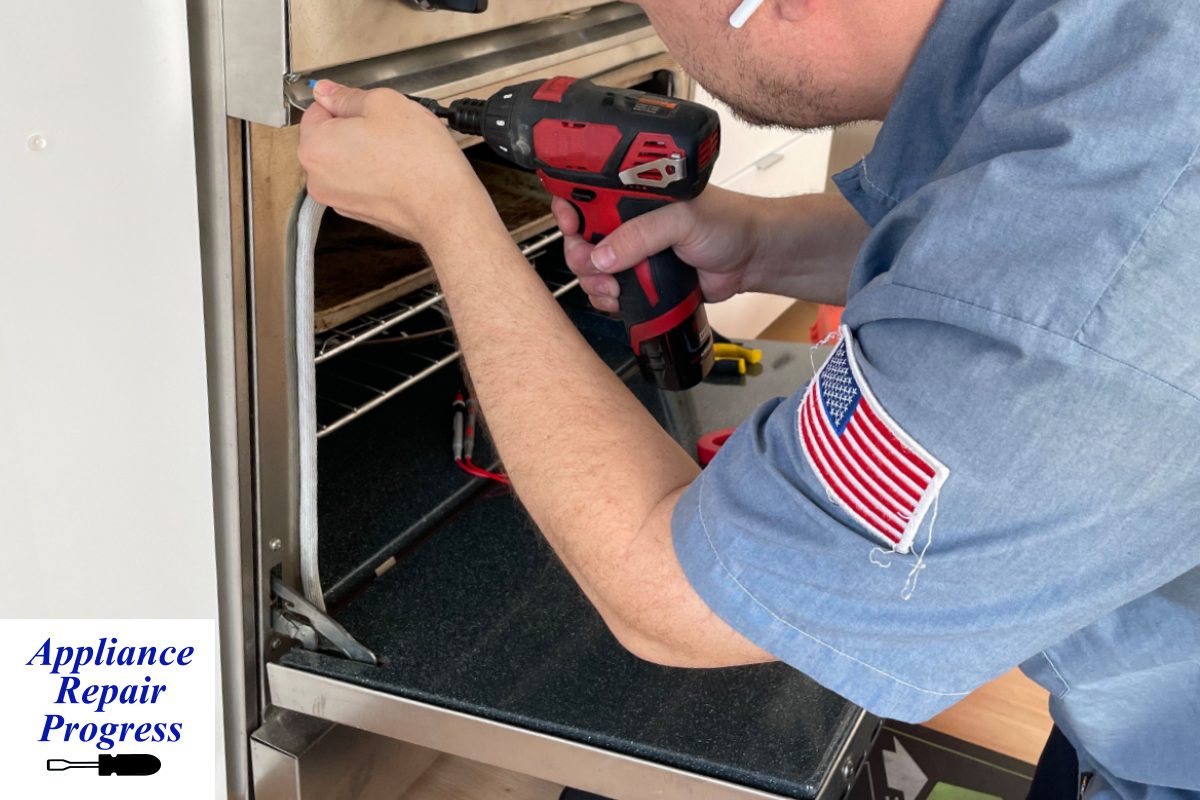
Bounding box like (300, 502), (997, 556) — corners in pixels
(310, 146), (581, 439)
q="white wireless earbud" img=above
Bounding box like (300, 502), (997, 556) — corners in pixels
(730, 0), (767, 28)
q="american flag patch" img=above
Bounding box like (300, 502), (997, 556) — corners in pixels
(799, 327), (948, 554)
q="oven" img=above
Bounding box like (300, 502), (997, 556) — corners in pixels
(213, 3), (878, 797)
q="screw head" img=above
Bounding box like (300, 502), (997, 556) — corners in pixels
(840, 756), (856, 782)
(269, 538), (282, 551)
(27, 134), (47, 152)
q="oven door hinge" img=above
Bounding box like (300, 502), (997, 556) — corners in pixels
(271, 576), (378, 665)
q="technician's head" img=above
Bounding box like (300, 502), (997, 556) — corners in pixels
(634, 0), (945, 128)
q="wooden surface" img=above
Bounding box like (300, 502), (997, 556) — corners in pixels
(474, 159), (556, 244)
(758, 301), (821, 343)
(400, 754), (564, 800)
(312, 158), (554, 332)
(313, 213), (436, 332)
(926, 669), (1053, 765)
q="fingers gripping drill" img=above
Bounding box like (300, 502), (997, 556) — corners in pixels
(413, 78), (720, 391)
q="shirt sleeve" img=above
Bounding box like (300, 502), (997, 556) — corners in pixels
(671, 315), (1200, 721)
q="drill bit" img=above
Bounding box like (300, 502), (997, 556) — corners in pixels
(405, 95), (487, 136)
(405, 95), (451, 118)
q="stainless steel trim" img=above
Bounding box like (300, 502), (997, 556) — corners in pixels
(251, 707), (438, 799)
(224, 2), (653, 127)
(187, 0), (257, 796)
(812, 710), (869, 800)
(289, 0), (601, 74)
(222, 0), (290, 126)
(284, 5), (657, 113)
(269, 663), (810, 799)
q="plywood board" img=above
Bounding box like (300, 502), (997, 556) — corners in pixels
(313, 213), (435, 332)
(312, 159), (555, 332)
(474, 160), (556, 244)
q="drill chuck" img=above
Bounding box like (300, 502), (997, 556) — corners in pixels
(443, 99), (487, 137)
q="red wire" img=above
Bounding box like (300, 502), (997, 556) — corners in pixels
(456, 459), (510, 486)
(452, 392), (510, 486)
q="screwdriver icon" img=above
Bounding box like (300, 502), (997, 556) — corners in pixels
(47, 753), (161, 776)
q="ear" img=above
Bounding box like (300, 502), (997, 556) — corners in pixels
(777, 0), (818, 22)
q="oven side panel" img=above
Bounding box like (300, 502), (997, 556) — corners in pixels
(188, 0), (262, 797)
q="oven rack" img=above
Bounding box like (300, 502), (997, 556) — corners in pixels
(314, 230), (564, 364)
(315, 230), (578, 438)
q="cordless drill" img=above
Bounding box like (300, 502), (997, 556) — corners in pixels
(413, 77), (720, 391)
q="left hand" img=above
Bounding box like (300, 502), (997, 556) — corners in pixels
(298, 80), (495, 245)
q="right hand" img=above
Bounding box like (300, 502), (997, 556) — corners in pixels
(552, 187), (758, 313)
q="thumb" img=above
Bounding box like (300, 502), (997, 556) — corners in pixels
(590, 203), (690, 273)
(312, 80), (370, 118)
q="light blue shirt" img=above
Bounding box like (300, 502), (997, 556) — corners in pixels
(672, 1), (1200, 797)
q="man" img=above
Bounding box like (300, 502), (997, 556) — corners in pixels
(297, 0), (1200, 796)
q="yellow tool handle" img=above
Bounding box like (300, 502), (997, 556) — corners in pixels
(714, 343), (763, 364)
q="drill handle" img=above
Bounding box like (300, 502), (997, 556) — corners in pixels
(613, 245), (714, 391)
(540, 176), (715, 390)
(607, 200), (714, 391)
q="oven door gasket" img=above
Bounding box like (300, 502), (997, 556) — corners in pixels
(293, 197), (578, 611)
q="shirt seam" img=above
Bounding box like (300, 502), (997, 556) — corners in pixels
(695, 471), (971, 700)
(858, 156), (903, 206)
(1071, 144), (1200, 341)
(882, 281), (1200, 407)
(1041, 651), (1072, 698)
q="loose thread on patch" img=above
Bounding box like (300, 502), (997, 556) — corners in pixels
(811, 326), (840, 374)
(901, 491), (940, 601)
(869, 547), (894, 569)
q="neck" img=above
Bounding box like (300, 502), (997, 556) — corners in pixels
(845, 0), (946, 120)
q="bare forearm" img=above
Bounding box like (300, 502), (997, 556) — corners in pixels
(426, 213), (702, 640)
(740, 192), (868, 305)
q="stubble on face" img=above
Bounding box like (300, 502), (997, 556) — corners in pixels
(650, 1), (843, 131)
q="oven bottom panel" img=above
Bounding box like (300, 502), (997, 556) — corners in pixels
(279, 341), (874, 799)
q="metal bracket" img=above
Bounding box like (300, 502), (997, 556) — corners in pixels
(619, 153), (687, 189)
(271, 577), (378, 665)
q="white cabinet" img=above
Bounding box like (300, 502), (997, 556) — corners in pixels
(722, 131), (833, 197)
(694, 85), (801, 186)
(696, 85), (833, 339)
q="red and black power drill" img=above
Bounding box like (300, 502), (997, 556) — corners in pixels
(413, 77), (720, 391)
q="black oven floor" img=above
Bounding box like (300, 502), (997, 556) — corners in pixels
(283, 340), (870, 798)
